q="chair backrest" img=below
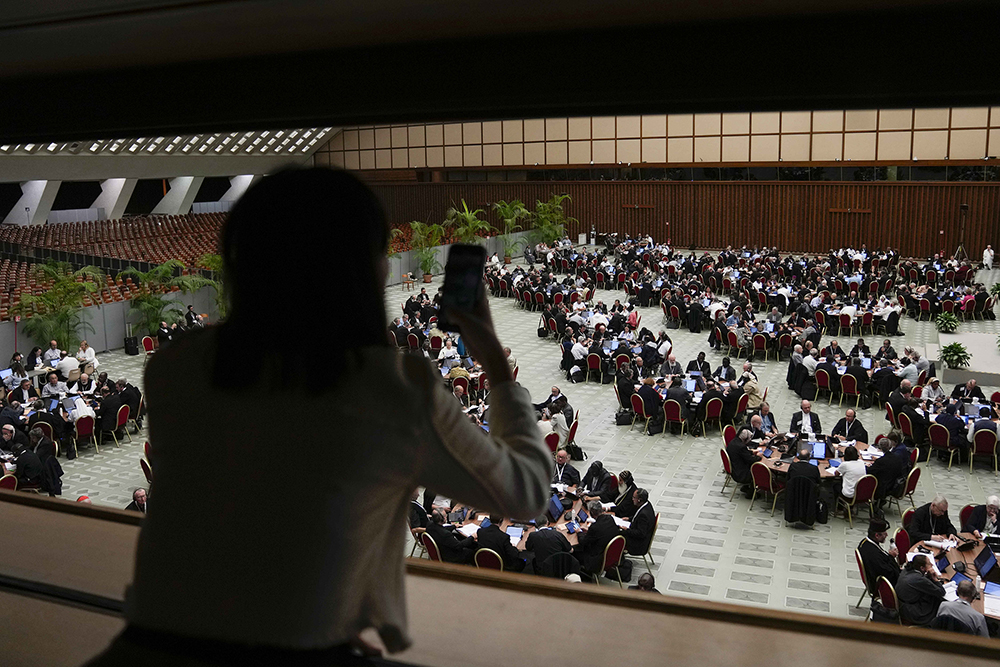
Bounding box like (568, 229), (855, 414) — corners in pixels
(544, 432), (560, 452)
(973, 428), (998, 455)
(430, 335), (443, 350)
(116, 404), (130, 429)
(720, 448), (733, 475)
(840, 313), (851, 327)
(452, 376), (469, 393)
(902, 507), (915, 531)
(735, 392), (749, 414)
(928, 422), (951, 448)
(840, 373), (857, 395)
(855, 548), (870, 593)
(722, 424), (737, 446)
(407, 333), (419, 349)
(567, 419), (579, 445)
(991, 391), (1000, 404)
(420, 533), (441, 562)
(778, 333), (792, 349)
(727, 330), (739, 347)
(916, 369), (927, 386)
(615, 354), (630, 370)
(474, 548), (504, 571)
(587, 353), (602, 371)
(704, 397), (723, 420)
(33, 421), (53, 440)
(911, 385), (922, 399)
(663, 399), (683, 423)
(630, 393), (648, 419)
(140, 457), (153, 484)
(884, 402), (895, 427)
(388, 329), (398, 346)
(750, 461), (775, 493)
(892, 528), (910, 565)
(144, 441), (152, 460)
(66, 368), (82, 384)
(0, 474), (16, 490)
(897, 411), (913, 438)
(551, 292), (564, 305)
(815, 368), (830, 389)
(753, 333), (767, 351)
(601, 535), (626, 573)
(141, 336), (154, 352)
(959, 503), (976, 530)
(877, 577), (899, 612)
(75, 415), (95, 437)
(853, 475), (878, 503)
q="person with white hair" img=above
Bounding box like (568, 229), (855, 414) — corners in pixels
(961, 495), (1000, 538)
(908, 495), (959, 544)
(984, 244), (994, 271)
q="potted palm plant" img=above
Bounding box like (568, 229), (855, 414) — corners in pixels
(494, 199), (529, 263)
(11, 260), (104, 351)
(445, 199), (494, 245)
(123, 259), (220, 335)
(409, 221), (446, 282)
(941, 342), (971, 369)
(530, 193), (579, 246)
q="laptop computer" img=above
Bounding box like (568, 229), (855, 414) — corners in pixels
(764, 322), (774, 333)
(861, 357), (872, 370)
(811, 442), (827, 459)
(448, 508), (467, 523)
(689, 371), (702, 377)
(0, 368), (12, 380)
(974, 544), (997, 576)
(548, 494), (564, 521)
(49, 398), (60, 412)
(684, 379), (697, 392)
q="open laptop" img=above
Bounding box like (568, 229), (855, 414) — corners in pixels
(0, 368), (11, 381)
(548, 493), (564, 521)
(684, 379), (697, 392)
(810, 441), (827, 459)
(861, 357), (872, 370)
(974, 544), (997, 577)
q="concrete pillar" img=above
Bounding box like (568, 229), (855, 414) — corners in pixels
(2, 180), (60, 225)
(151, 176), (204, 215)
(91, 178), (138, 220)
(220, 174), (260, 203)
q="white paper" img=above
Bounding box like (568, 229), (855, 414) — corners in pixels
(612, 516), (631, 529)
(924, 540), (957, 550)
(943, 581), (959, 602)
(983, 594), (1000, 617)
(457, 524), (479, 537)
(509, 536), (520, 547)
(552, 483), (567, 494)
(600, 502), (615, 510)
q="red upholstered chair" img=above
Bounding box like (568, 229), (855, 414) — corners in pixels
(74, 415), (97, 456)
(722, 424), (737, 448)
(749, 462), (785, 516)
(861, 311), (874, 335)
(0, 474), (16, 490)
(752, 333), (769, 361)
(855, 549), (874, 607)
(971, 429), (999, 473)
(566, 420), (579, 449)
(720, 448), (739, 501)
(595, 535), (626, 588)
(143, 441), (152, 460)
(142, 336), (155, 366)
(877, 577), (903, 625)
(959, 504), (976, 532)
(586, 353), (604, 383)
(420, 533), (441, 562)
(777, 333), (792, 360)
(731, 393), (750, 427)
(901, 507), (916, 532)
(814, 369), (833, 404)
(630, 394), (652, 435)
(407, 333), (420, 350)
(388, 330), (398, 347)
(544, 432), (560, 453)
(702, 397), (724, 436)
(726, 330), (741, 357)
(615, 354), (630, 371)
(636, 513), (660, 574)
(140, 457), (153, 485)
(839, 374), (861, 408)
(991, 391), (1000, 404)
(838, 475), (877, 528)
(512, 366), (519, 382)
(884, 402), (896, 429)
(663, 399), (686, 437)
(897, 411), (913, 442)
(918, 299), (931, 320)
(429, 336), (443, 352)
(839, 313), (855, 338)
(99, 405), (131, 448)
(892, 528), (910, 567)
(452, 376), (469, 394)
(928, 423), (958, 471)
(474, 548), (504, 571)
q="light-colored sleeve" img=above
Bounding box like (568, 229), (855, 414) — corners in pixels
(407, 355), (551, 521)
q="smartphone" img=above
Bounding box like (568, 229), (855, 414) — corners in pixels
(438, 244), (487, 333)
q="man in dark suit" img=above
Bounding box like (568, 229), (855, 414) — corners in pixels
(524, 514), (572, 575)
(899, 398), (930, 444)
(0, 401), (25, 431)
(961, 496), (999, 538)
(886, 380), (911, 417)
(425, 511), (474, 564)
(789, 399), (821, 434)
(156, 321), (173, 347)
(0, 424), (29, 453)
(696, 380), (725, 423)
(908, 496), (959, 544)
(842, 357), (870, 400)
(832, 409), (868, 444)
(857, 518), (900, 594)
(720, 381), (744, 425)
(869, 437), (906, 502)
(11, 443), (42, 487)
(124, 487), (148, 514)
(663, 378), (691, 419)
(636, 377), (663, 417)
(573, 501), (621, 575)
(615, 367), (636, 410)
(933, 403), (969, 451)
(115, 378), (143, 429)
(951, 379), (986, 402)
(95, 386), (124, 438)
(726, 428), (761, 498)
(552, 448), (581, 486)
(686, 352), (711, 377)
(896, 555), (946, 627)
(408, 490), (429, 530)
(475, 515), (526, 572)
(27, 400), (67, 440)
(815, 355), (841, 394)
(621, 488), (655, 556)
(8, 379), (37, 407)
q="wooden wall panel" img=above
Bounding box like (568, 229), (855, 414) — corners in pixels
(369, 182), (1000, 258)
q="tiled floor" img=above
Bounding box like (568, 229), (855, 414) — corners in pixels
(69, 259), (1000, 620)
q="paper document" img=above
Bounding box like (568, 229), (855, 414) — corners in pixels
(552, 483), (567, 494)
(600, 502), (615, 510)
(983, 594), (1000, 618)
(924, 540), (957, 550)
(612, 516), (631, 529)
(457, 524), (479, 537)
(943, 581), (959, 602)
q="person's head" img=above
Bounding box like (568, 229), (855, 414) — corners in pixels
(635, 573), (656, 591)
(49, 340), (57, 349)
(738, 428), (751, 443)
(986, 496), (999, 518)
(904, 553), (932, 573)
(868, 518), (890, 543)
(760, 401), (770, 415)
(116, 378), (127, 391)
(882, 339), (891, 348)
(431, 510), (446, 525)
(930, 495), (948, 517)
(47, 372), (58, 386)
(633, 487), (648, 506)
(899, 379), (912, 394)
(132, 488), (147, 506)
(697, 351), (706, 362)
(843, 445), (859, 462)
(618, 470), (633, 489)
(967, 379), (978, 391)
(956, 579), (977, 602)
(845, 409), (856, 423)
(79, 373), (89, 385)
(722, 356), (730, 368)
(587, 500), (603, 516)
(857, 338), (865, 347)
(19, 379), (31, 391)
(830, 340), (839, 348)
(981, 406), (993, 419)
(100, 386), (111, 398)
(80, 340), (89, 350)
(488, 514), (503, 526)
(454, 385), (465, 397)
(98, 372), (108, 383)
(642, 376), (655, 386)
(550, 386), (560, 398)
(750, 414), (762, 429)
(219, 169), (389, 382)
(801, 399), (811, 413)
(555, 448), (570, 465)
(586, 460), (605, 478)
(1, 425), (13, 441)
(503, 347), (511, 358)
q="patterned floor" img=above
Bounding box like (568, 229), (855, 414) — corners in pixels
(68, 259), (1000, 620)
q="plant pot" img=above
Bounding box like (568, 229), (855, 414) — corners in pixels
(423, 273), (433, 283)
(504, 256), (512, 264)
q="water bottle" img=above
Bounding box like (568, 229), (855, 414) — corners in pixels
(976, 575), (982, 592)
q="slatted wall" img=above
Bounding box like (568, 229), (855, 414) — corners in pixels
(369, 182), (1000, 258)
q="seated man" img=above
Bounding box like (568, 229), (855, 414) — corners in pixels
(9, 378), (38, 404)
(726, 428), (761, 498)
(967, 405), (998, 445)
(636, 377), (663, 417)
(475, 514), (526, 572)
(936, 580), (990, 637)
(789, 399), (821, 435)
(424, 510), (474, 564)
(0, 424), (29, 453)
(572, 500), (620, 575)
(621, 488), (655, 557)
(55, 351), (78, 381)
(960, 495), (999, 539)
(720, 381), (744, 425)
(685, 352), (711, 377)
(40, 372), (69, 399)
(95, 386), (125, 437)
(408, 489), (429, 532)
(908, 495), (958, 544)
(27, 399), (68, 441)
(68, 373), (96, 397)
(11, 443), (43, 487)
(115, 378), (143, 429)
(801, 349), (819, 377)
(951, 378), (986, 402)
(552, 448), (581, 486)
(713, 357), (736, 382)
(896, 554), (945, 627)
(758, 402), (778, 435)
(832, 409), (868, 444)
(868, 437), (905, 503)
(857, 518), (900, 594)
(125, 488), (148, 514)
(42, 340), (61, 367)
(524, 514), (572, 575)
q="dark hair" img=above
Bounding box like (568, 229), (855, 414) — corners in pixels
(904, 554), (929, 572)
(844, 445), (859, 461)
(635, 488), (649, 503)
(214, 169), (389, 388)
(489, 514), (503, 525)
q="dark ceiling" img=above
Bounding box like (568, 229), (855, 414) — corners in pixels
(0, 0), (995, 143)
